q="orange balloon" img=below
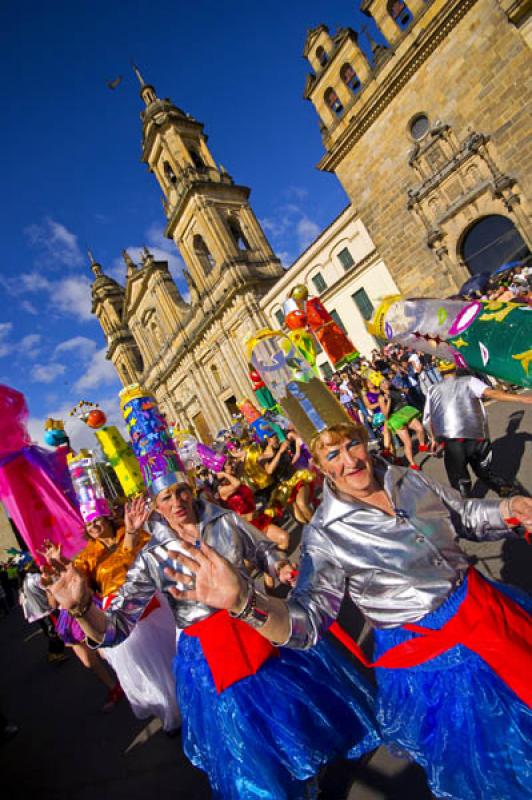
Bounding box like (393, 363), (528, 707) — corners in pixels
(285, 309), (307, 330)
(86, 409), (107, 429)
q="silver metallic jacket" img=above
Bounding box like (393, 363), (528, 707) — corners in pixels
(286, 465), (512, 649)
(97, 499), (283, 647)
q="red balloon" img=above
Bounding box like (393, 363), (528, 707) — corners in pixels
(285, 309), (307, 330)
(86, 409), (107, 429)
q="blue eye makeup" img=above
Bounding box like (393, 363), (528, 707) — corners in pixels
(325, 449), (339, 462)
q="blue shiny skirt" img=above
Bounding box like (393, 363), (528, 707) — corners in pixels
(374, 578), (532, 800)
(175, 634), (380, 800)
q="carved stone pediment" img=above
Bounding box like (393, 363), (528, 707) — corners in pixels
(406, 124), (520, 253)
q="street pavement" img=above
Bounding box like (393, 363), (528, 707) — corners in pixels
(0, 400), (530, 800)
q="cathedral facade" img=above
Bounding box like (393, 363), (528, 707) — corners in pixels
(91, 75), (283, 443)
(303, 0), (531, 296)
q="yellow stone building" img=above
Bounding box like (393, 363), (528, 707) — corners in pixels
(91, 72), (283, 442)
(303, 0), (531, 296)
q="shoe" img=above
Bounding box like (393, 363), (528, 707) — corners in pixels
(164, 725), (182, 738)
(48, 652), (69, 665)
(418, 444), (430, 452)
(409, 464), (421, 471)
(380, 449), (393, 459)
(103, 682), (124, 713)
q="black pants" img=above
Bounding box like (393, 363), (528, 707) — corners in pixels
(443, 438), (511, 497)
(38, 614), (65, 655)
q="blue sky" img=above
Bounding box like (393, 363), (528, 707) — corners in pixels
(0, 0), (382, 448)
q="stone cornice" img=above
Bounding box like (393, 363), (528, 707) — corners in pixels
(318, 0), (480, 173)
(142, 114), (204, 163)
(164, 180), (250, 238)
(143, 274), (278, 391)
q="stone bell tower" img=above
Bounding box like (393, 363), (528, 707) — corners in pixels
(134, 67), (283, 309)
(89, 251), (144, 386)
(91, 69), (285, 440)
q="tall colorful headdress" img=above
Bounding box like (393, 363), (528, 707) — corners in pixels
(69, 400), (145, 497)
(119, 384), (184, 496)
(247, 329), (351, 444)
(67, 450), (112, 523)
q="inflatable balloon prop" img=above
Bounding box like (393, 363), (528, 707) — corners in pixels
(69, 400), (107, 428)
(283, 298), (318, 374)
(289, 283), (359, 368)
(247, 329), (352, 444)
(248, 366), (281, 413)
(368, 296), (532, 387)
(93, 426), (145, 497)
(0, 385), (86, 565)
(120, 384), (184, 492)
(44, 418), (69, 447)
(237, 397), (286, 442)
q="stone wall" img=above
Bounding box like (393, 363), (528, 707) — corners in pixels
(327, 0), (532, 295)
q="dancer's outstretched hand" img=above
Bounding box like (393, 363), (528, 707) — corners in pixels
(164, 542), (246, 611)
(505, 496), (532, 529)
(124, 495), (151, 534)
(38, 538), (63, 564)
(47, 563), (90, 612)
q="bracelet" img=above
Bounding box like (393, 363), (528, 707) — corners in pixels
(238, 587), (270, 630)
(228, 581), (254, 620)
(70, 594), (93, 619)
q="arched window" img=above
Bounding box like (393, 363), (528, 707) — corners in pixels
(460, 215), (530, 276)
(188, 147), (206, 172)
(340, 64), (361, 94)
(163, 160), (177, 185)
(324, 88), (344, 117)
(316, 46), (329, 68)
(388, 0), (413, 30)
(228, 217), (250, 251)
(193, 234), (216, 273)
(150, 320), (163, 349)
(210, 364), (222, 390)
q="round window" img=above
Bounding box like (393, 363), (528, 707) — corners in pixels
(409, 114), (430, 141)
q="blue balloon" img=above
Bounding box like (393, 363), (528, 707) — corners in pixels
(44, 429), (68, 447)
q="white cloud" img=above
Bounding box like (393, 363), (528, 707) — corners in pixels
(260, 200), (321, 255)
(296, 216), (321, 249)
(0, 322), (13, 356)
(74, 346), (120, 393)
(55, 335), (97, 359)
(1, 271), (92, 322)
(19, 334), (41, 359)
(24, 218), (84, 268)
(54, 276), (93, 321)
(20, 300), (38, 315)
(31, 363), (66, 384)
(284, 186), (309, 201)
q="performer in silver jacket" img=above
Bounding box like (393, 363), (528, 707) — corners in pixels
(173, 421), (532, 800)
(47, 472), (380, 800)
